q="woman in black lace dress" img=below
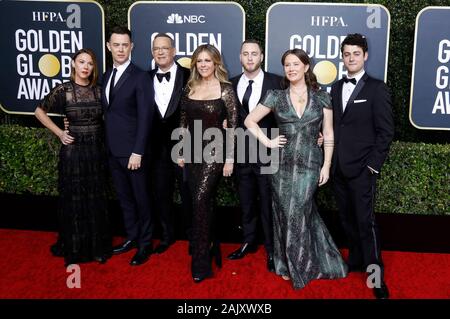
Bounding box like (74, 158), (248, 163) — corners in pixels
(35, 48), (111, 266)
(178, 44), (238, 282)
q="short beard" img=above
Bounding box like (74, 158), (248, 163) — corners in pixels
(244, 61), (261, 74)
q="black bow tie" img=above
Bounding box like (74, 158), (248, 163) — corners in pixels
(156, 72), (171, 83)
(343, 76), (357, 85)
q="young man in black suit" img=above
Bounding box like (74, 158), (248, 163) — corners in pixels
(148, 33), (192, 254)
(330, 33), (394, 299)
(103, 26), (155, 266)
(227, 40), (282, 272)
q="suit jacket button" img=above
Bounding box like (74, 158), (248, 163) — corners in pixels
(340, 124), (345, 127)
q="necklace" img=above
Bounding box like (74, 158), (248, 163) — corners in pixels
(290, 87), (308, 103)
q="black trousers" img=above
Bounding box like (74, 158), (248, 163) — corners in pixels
(333, 163), (384, 279)
(109, 155), (153, 248)
(151, 147), (192, 245)
(236, 164), (274, 254)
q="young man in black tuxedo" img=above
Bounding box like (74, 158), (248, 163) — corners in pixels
(330, 33), (394, 299)
(227, 40), (282, 272)
(149, 33), (192, 254)
(103, 26), (155, 266)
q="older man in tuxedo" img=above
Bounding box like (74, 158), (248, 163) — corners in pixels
(149, 33), (192, 254)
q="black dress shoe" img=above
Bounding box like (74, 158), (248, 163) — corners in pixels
(193, 273), (213, 284)
(227, 243), (258, 260)
(130, 246), (152, 266)
(211, 242), (222, 268)
(155, 243), (171, 254)
(50, 240), (65, 257)
(94, 256), (108, 264)
(112, 240), (137, 255)
(267, 254), (275, 272)
(373, 282), (390, 299)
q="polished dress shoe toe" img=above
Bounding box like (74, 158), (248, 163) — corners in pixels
(267, 255), (275, 272)
(94, 256), (108, 264)
(112, 240), (137, 255)
(373, 282), (390, 299)
(227, 243), (258, 260)
(130, 246), (152, 266)
(193, 274), (213, 284)
(155, 243), (171, 254)
(50, 241), (65, 257)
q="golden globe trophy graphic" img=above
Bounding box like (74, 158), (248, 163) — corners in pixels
(177, 57), (192, 69)
(38, 54), (61, 78)
(314, 60), (338, 86)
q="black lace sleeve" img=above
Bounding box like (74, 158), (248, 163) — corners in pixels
(38, 83), (66, 114)
(180, 87), (189, 129)
(178, 88), (190, 158)
(221, 83), (238, 162)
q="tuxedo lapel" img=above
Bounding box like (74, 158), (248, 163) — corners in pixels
(231, 74), (241, 92)
(164, 65), (184, 118)
(110, 63), (132, 104)
(260, 71), (272, 104)
(337, 80), (344, 116)
(103, 68), (112, 108)
(343, 73), (368, 116)
(232, 74), (247, 118)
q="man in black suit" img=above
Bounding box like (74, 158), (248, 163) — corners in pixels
(148, 33), (192, 254)
(330, 33), (394, 299)
(103, 26), (155, 266)
(226, 40), (282, 272)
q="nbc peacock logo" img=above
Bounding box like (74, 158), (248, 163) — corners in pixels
(167, 13), (183, 24)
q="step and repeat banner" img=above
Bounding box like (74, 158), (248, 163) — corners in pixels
(0, 1), (448, 130)
(409, 7), (450, 131)
(128, 1), (245, 77)
(0, 0), (105, 115)
(266, 3), (390, 91)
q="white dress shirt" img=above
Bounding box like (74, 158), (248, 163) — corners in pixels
(341, 70), (365, 112)
(154, 63), (178, 117)
(105, 59), (131, 105)
(237, 69), (264, 112)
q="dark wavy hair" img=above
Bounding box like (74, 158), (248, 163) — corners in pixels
(280, 48), (318, 91)
(341, 33), (368, 54)
(107, 25), (132, 42)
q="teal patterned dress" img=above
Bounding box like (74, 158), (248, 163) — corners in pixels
(261, 88), (347, 289)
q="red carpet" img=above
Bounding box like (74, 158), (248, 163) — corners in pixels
(0, 229), (449, 299)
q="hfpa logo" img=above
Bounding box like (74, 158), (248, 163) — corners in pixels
(166, 13), (206, 24)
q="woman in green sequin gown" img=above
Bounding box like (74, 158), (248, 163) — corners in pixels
(245, 49), (347, 289)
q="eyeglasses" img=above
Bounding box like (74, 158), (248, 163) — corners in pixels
(152, 46), (171, 52)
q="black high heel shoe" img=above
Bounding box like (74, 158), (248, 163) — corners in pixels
(191, 243), (222, 283)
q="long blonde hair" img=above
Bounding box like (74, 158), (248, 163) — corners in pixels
(186, 44), (230, 93)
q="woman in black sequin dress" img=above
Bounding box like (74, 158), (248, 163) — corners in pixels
(178, 44), (238, 282)
(35, 49), (111, 266)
